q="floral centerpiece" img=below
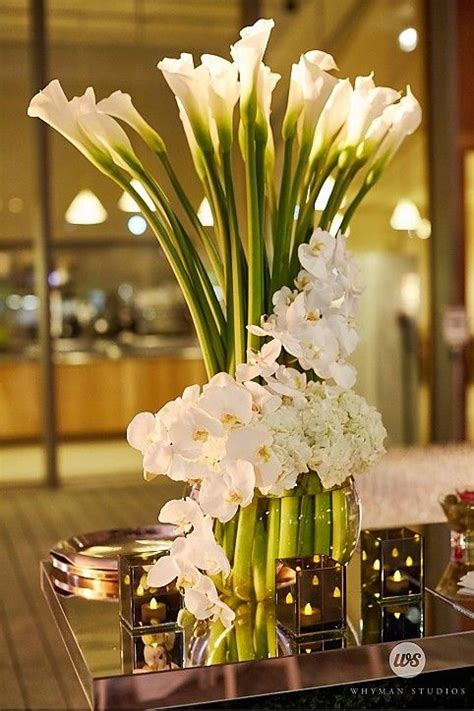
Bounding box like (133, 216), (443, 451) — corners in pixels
(29, 18), (420, 631)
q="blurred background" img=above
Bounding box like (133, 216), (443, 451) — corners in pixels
(0, 0), (472, 487)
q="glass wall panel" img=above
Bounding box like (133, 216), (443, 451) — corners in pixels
(0, 1), (45, 484)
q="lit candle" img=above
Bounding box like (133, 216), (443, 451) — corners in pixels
(385, 569), (410, 595)
(141, 597), (167, 625)
(300, 602), (321, 628)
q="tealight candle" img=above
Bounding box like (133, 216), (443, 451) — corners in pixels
(385, 569), (409, 596)
(141, 597), (167, 625)
(299, 602), (321, 627)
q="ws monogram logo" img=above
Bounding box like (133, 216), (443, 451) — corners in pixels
(389, 642), (426, 678)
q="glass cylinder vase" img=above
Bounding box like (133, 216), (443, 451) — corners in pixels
(211, 474), (361, 603)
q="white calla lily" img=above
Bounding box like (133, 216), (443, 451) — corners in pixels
(230, 18), (275, 116)
(97, 90), (166, 154)
(201, 54), (239, 150)
(343, 74), (399, 148)
(311, 78), (353, 159)
(372, 86), (422, 167)
(158, 53), (212, 149)
(283, 50), (338, 142)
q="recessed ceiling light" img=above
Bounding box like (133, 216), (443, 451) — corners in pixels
(398, 27), (418, 53)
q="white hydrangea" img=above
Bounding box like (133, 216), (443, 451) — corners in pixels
(301, 382), (387, 488)
(262, 404), (312, 495)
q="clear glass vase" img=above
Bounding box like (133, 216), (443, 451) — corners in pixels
(212, 475), (361, 603)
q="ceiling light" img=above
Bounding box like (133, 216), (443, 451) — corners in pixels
(127, 215), (147, 235)
(314, 176), (335, 211)
(398, 27), (418, 53)
(118, 179), (156, 212)
(198, 197), (214, 227)
(390, 199), (421, 231)
(65, 190), (107, 225)
(416, 218), (431, 240)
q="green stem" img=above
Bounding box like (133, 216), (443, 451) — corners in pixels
(223, 515), (238, 567)
(271, 136), (294, 294)
(207, 620), (227, 665)
(111, 171), (222, 376)
(265, 499), (281, 600)
(278, 497), (300, 558)
(339, 173), (380, 234)
(227, 627), (238, 663)
(243, 122), (263, 350)
(222, 150), (247, 368)
(314, 491), (332, 556)
(331, 488), (349, 563)
(235, 604), (256, 661)
(254, 602), (268, 659)
(159, 151), (225, 288)
(233, 500), (258, 600)
(297, 495), (315, 556)
(253, 514), (268, 602)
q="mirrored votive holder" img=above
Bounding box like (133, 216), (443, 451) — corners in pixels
(275, 555), (346, 638)
(361, 593), (424, 645)
(361, 528), (424, 601)
(120, 623), (184, 673)
(118, 551), (182, 632)
(282, 631), (346, 656)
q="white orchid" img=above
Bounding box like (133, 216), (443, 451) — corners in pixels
(184, 575), (235, 627)
(265, 366), (308, 408)
(200, 376), (253, 427)
(199, 459), (255, 522)
(127, 411), (157, 454)
(298, 229), (336, 279)
(244, 380), (281, 415)
(235, 339), (281, 382)
(225, 426), (281, 490)
(147, 537), (202, 589)
(158, 497), (204, 534)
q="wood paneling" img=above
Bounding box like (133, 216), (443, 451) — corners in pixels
(0, 357), (206, 440)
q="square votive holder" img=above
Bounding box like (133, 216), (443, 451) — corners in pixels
(120, 623), (184, 673)
(283, 631), (346, 656)
(361, 594), (424, 645)
(118, 551), (182, 632)
(361, 527), (424, 601)
(275, 555), (346, 638)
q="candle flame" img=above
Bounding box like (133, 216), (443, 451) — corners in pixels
(362, 550), (367, 561)
(124, 574), (130, 585)
(373, 559), (380, 571)
(305, 648), (312, 654)
(312, 575), (319, 586)
(394, 612), (401, 619)
(303, 603), (313, 616)
(137, 585), (145, 596)
(285, 592), (294, 604)
(295, 566), (301, 572)
(149, 597), (158, 609)
(333, 586), (341, 598)
(406, 556), (414, 566)
(393, 570), (403, 582)
(313, 555), (321, 563)
(392, 547), (399, 558)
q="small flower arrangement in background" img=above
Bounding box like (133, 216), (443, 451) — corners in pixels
(29, 17), (420, 627)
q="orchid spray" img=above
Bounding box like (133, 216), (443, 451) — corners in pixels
(29, 19), (420, 628)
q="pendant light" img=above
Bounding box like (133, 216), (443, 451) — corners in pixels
(390, 199), (421, 231)
(65, 189), (107, 225)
